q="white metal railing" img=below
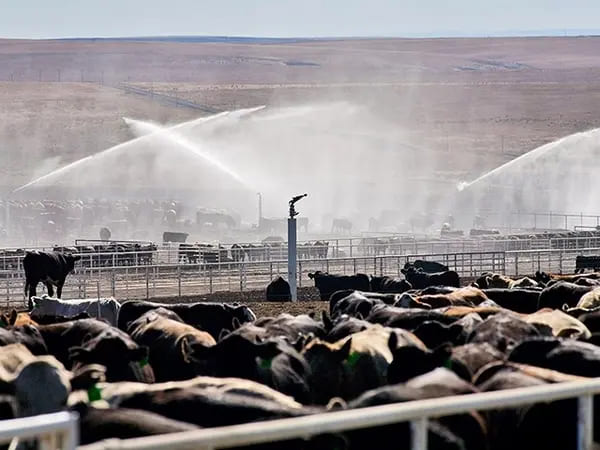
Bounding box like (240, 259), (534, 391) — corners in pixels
(0, 411), (78, 450)
(77, 378), (600, 450)
(2, 233), (600, 270)
(1, 246), (600, 307)
(0, 251), (506, 306)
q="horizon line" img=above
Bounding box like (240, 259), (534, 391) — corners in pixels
(2, 28), (600, 41)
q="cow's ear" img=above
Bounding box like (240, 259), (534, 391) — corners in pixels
(73, 255), (82, 262)
(387, 332), (398, 352)
(400, 268), (407, 275)
(9, 310), (17, 326)
(322, 311), (333, 331)
(337, 338), (353, 361)
(257, 341), (280, 360)
(181, 338), (212, 363)
(218, 328), (230, 342)
(308, 273), (315, 279)
(231, 317), (241, 330)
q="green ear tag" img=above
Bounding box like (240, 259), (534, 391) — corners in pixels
(138, 356), (149, 368)
(346, 352), (361, 368)
(259, 358), (273, 369)
(443, 358), (453, 370)
(87, 384), (102, 402)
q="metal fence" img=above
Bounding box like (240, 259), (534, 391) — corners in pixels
(0, 411), (78, 450)
(0, 250), (506, 308)
(76, 377), (600, 450)
(3, 234), (600, 269)
(3, 246), (600, 308)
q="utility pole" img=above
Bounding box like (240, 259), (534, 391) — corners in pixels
(288, 194), (307, 302)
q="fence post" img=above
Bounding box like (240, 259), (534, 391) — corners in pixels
(411, 417), (428, 450)
(111, 270), (116, 298)
(559, 251), (563, 274)
(145, 267), (149, 300)
(298, 261), (302, 288)
(353, 259), (357, 274)
(96, 280), (100, 299)
(577, 395), (593, 450)
(209, 266), (213, 294)
(178, 265), (182, 298)
(515, 253), (519, 276)
(374, 257), (377, 275)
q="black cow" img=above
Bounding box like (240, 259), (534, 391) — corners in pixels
(537, 281), (593, 310)
(370, 276), (412, 294)
(23, 251), (81, 307)
(308, 271), (370, 301)
(400, 267), (460, 289)
(404, 260), (449, 274)
(266, 276), (291, 302)
(117, 300), (256, 340)
(481, 288), (541, 314)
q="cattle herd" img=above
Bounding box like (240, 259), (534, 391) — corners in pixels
(1, 199), (240, 244)
(5, 255), (600, 449)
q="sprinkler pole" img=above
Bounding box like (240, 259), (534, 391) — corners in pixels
(288, 194), (307, 302)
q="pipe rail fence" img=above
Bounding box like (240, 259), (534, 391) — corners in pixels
(6, 378), (594, 450)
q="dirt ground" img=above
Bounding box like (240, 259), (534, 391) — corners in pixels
(147, 286), (326, 318)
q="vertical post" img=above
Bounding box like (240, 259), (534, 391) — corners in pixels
(577, 395), (593, 450)
(178, 265), (181, 298)
(288, 218), (298, 302)
(145, 267), (149, 300)
(111, 270), (115, 298)
(411, 417), (428, 450)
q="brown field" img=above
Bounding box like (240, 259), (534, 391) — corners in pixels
(3, 36), (600, 193)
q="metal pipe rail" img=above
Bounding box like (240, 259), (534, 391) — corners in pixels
(78, 378), (600, 450)
(0, 411), (78, 450)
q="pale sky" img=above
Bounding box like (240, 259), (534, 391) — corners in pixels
(2, 0), (600, 39)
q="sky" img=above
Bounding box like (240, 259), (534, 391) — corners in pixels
(2, 0), (600, 39)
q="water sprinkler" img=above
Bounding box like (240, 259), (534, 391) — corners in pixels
(289, 193), (308, 219)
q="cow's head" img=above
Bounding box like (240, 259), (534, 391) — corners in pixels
(302, 338), (352, 404)
(65, 254), (82, 272)
(69, 329), (153, 383)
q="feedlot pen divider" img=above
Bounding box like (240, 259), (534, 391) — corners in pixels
(3, 247), (598, 307)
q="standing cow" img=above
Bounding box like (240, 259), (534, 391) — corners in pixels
(23, 251), (81, 309)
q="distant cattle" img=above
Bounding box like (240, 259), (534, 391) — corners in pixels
(23, 251), (81, 307)
(331, 218), (352, 234)
(30, 295), (121, 326)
